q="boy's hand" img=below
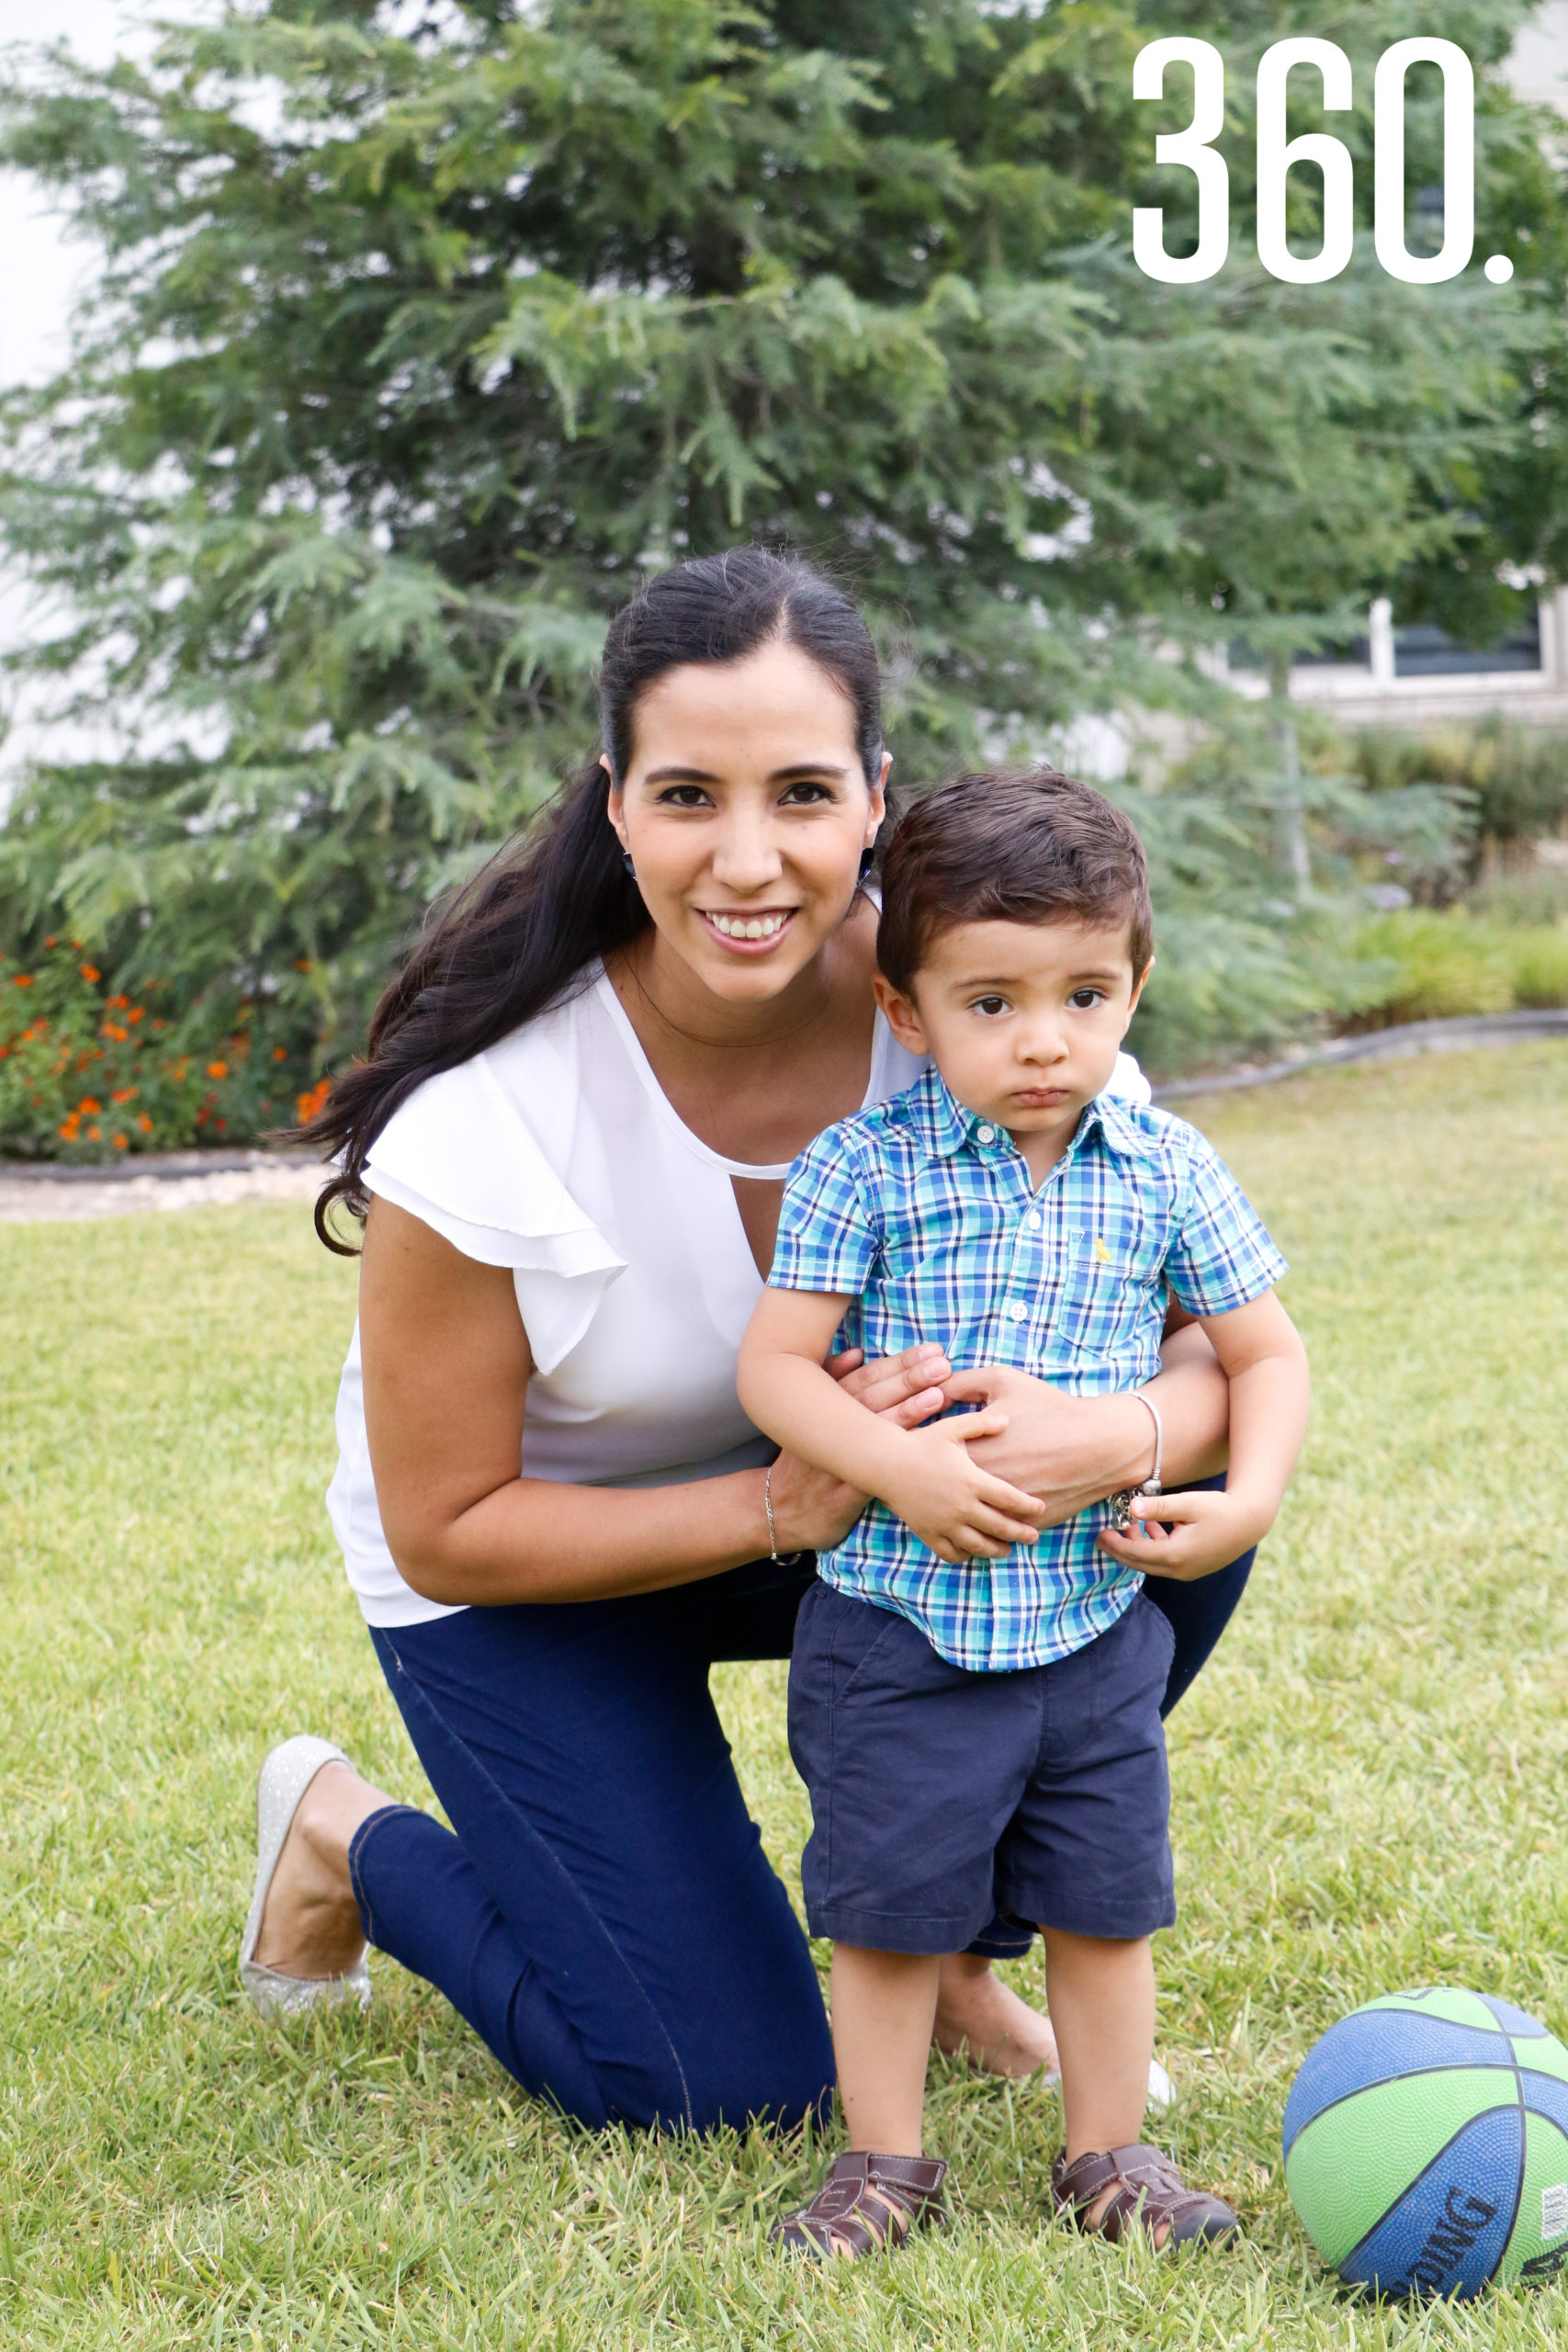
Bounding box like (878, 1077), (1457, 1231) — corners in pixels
(882, 1409), (1047, 1564)
(1096, 1486), (1277, 1581)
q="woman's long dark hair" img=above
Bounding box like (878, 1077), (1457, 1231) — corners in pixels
(306, 547), (886, 1250)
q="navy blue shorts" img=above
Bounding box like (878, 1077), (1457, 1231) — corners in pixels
(787, 1581), (1177, 1954)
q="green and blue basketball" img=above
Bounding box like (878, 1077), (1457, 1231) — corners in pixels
(1283, 1988), (1568, 2299)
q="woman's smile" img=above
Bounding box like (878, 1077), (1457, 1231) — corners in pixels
(699, 907), (797, 949)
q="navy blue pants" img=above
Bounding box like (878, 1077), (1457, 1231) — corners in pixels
(349, 1507), (1252, 2135)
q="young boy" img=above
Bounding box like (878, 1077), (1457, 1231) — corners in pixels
(738, 768), (1309, 2260)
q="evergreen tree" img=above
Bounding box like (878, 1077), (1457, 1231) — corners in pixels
(0, 0), (1560, 1104)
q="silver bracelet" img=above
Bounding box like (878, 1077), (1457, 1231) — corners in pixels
(762, 1462), (806, 1568)
(1132, 1387), (1164, 1491)
(1108, 1388), (1164, 1533)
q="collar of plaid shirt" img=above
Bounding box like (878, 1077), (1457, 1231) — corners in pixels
(896, 1064), (1165, 1171)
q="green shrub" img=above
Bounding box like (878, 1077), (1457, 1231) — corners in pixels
(1348, 910), (1514, 1024)
(1347, 909), (1568, 1023)
(1468, 862), (1568, 928)
(0, 942), (322, 1162)
(1509, 925), (1568, 1008)
(1350, 721), (1568, 853)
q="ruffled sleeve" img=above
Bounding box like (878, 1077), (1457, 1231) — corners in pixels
(363, 1053), (626, 1374)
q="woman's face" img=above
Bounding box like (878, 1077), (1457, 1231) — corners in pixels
(604, 639), (888, 1004)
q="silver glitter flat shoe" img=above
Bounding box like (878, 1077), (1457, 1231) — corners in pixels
(239, 1734), (372, 2018)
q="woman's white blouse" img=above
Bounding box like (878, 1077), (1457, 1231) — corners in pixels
(327, 963), (1152, 1626)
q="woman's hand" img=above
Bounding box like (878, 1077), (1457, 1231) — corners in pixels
(829, 1341), (953, 1421)
(938, 1365), (1154, 1527)
(761, 1343), (953, 1554)
(941, 1326), (1232, 1526)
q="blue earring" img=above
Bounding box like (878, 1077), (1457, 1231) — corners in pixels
(859, 846), (875, 879)
(622, 851), (636, 876)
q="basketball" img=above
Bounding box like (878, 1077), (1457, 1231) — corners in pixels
(1283, 1988), (1568, 2299)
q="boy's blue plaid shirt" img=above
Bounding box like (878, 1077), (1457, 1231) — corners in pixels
(768, 1067), (1288, 1672)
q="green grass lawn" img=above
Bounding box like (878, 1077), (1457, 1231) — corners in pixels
(3, 1045), (1567, 2349)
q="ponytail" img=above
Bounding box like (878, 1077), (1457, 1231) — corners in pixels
(307, 763), (644, 1250)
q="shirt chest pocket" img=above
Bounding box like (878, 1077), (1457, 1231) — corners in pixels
(1046, 1217), (1164, 1357)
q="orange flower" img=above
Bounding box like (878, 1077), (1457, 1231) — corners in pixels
(113, 1134), (129, 1149)
(206, 1059), (228, 1080)
(135, 1113), (152, 1133)
(111, 1087), (137, 1103)
(102, 1023), (129, 1042)
(296, 1077), (331, 1125)
(272, 1046), (288, 1062)
(107, 994), (130, 1010)
(79, 964), (100, 983)
(58, 1117), (79, 1140)
(78, 1096), (102, 1115)
(295, 958), (312, 972)
(11, 973), (32, 988)
(44, 934), (57, 948)
(127, 1006), (144, 1024)
(86, 1125), (101, 1142)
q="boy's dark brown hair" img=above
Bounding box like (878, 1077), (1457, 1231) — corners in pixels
(876, 766), (1154, 994)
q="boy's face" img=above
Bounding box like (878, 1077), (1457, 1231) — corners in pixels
(874, 916), (1148, 1152)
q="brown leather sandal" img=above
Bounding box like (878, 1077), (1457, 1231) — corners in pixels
(1051, 2143), (1240, 2247)
(772, 2151), (949, 2259)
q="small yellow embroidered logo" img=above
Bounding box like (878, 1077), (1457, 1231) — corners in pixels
(1094, 1236), (1112, 1264)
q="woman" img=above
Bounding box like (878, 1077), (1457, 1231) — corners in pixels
(239, 549), (1251, 2134)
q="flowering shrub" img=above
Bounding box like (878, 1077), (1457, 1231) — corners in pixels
(0, 941), (327, 1163)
